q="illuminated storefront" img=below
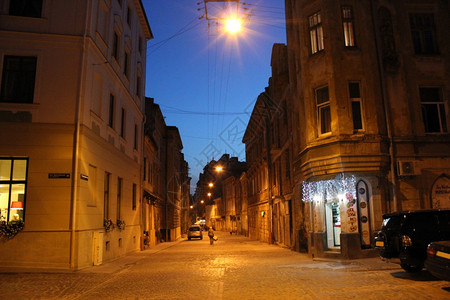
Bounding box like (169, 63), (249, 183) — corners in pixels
(303, 173), (375, 258)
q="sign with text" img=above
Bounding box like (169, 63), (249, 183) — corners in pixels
(48, 173), (70, 179)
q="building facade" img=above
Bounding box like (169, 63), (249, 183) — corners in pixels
(285, 0), (450, 258)
(0, 0), (152, 269)
(243, 94), (272, 243)
(163, 126), (185, 242)
(243, 43), (296, 247)
(143, 98), (166, 247)
(196, 154), (246, 232)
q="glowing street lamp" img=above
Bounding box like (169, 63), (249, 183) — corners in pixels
(209, 182), (214, 187)
(225, 17), (241, 34)
(215, 166), (223, 172)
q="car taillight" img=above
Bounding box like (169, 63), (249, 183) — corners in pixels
(401, 235), (412, 247)
(427, 245), (436, 257)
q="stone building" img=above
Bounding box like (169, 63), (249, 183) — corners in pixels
(285, 0), (450, 258)
(143, 98), (166, 247)
(243, 93), (273, 243)
(143, 98), (190, 244)
(195, 154), (246, 232)
(0, 0), (152, 269)
(243, 43), (296, 247)
(163, 126), (185, 242)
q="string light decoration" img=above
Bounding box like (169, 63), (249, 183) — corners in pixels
(302, 173), (357, 203)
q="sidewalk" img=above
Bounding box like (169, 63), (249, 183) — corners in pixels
(0, 232), (400, 274)
(78, 238), (185, 274)
(0, 238), (185, 275)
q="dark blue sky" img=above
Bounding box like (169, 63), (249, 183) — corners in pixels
(143, 0), (286, 188)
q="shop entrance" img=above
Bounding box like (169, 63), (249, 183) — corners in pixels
(325, 202), (341, 249)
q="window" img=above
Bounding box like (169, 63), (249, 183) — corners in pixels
(316, 86), (331, 134)
(342, 6), (355, 47)
(132, 183), (137, 210)
(349, 82), (363, 131)
(1, 56), (37, 103)
(9, 0), (42, 18)
(0, 158), (28, 223)
(104, 172), (111, 219)
(112, 32), (119, 60)
(309, 12), (324, 54)
(284, 150), (290, 180)
(134, 124), (138, 150)
(143, 158), (147, 181)
(108, 94), (115, 128)
(126, 5), (131, 26)
(87, 165), (97, 207)
(120, 107), (126, 137)
(138, 36), (143, 56)
(124, 51), (129, 78)
(420, 87), (447, 133)
(136, 74), (141, 97)
(409, 14), (438, 55)
(117, 177), (123, 219)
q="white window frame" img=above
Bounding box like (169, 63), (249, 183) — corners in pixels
(309, 11), (324, 54)
(342, 6), (356, 47)
(316, 86), (331, 135)
(420, 87), (447, 133)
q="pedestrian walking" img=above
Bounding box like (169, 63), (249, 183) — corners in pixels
(208, 226), (215, 245)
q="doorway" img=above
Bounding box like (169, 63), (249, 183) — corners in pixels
(325, 202), (341, 249)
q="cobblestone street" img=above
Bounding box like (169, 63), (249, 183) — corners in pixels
(1, 231), (449, 300)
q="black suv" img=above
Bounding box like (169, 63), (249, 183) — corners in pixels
(374, 209), (450, 272)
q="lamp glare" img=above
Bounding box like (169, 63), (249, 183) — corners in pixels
(225, 18), (241, 34)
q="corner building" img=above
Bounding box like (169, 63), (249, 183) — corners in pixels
(0, 0), (152, 269)
(285, 0), (450, 258)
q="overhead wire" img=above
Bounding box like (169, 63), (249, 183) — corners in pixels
(159, 104), (248, 115)
(147, 17), (203, 54)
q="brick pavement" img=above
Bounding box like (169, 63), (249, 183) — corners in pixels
(0, 231), (448, 299)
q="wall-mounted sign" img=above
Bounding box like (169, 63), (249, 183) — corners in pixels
(431, 174), (450, 209)
(80, 174), (89, 181)
(48, 173), (70, 179)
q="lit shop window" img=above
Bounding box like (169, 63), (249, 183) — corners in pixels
(0, 158), (28, 223)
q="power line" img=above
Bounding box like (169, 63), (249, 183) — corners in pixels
(159, 104), (248, 116)
(147, 18), (203, 55)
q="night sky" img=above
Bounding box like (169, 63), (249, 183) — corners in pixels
(143, 0), (286, 188)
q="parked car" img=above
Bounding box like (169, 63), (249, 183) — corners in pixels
(425, 240), (450, 281)
(374, 209), (450, 272)
(188, 224), (203, 240)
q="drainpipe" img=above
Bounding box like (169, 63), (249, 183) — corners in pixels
(370, 1), (398, 212)
(70, 0), (91, 269)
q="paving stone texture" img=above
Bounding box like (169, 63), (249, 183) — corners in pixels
(0, 231), (449, 299)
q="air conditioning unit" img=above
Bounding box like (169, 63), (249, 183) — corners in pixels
(397, 160), (416, 176)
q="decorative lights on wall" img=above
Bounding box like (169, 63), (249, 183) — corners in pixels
(302, 174), (357, 203)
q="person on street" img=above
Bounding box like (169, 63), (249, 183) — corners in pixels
(208, 226), (215, 245)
